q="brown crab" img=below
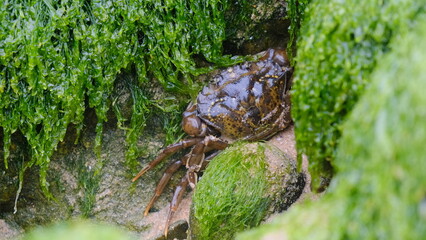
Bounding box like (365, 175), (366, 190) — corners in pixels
(132, 48), (293, 235)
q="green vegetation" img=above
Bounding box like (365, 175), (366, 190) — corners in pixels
(286, 0), (310, 59)
(0, 0), (244, 196)
(22, 219), (135, 240)
(238, 14), (426, 240)
(291, 0), (425, 190)
(75, 156), (101, 217)
(191, 142), (269, 240)
(191, 142), (298, 240)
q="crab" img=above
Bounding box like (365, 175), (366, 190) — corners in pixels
(132, 48), (293, 236)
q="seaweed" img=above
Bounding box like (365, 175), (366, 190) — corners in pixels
(191, 142), (270, 240)
(291, 0), (425, 190)
(286, 0), (310, 59)
(0, 0), (243, 196)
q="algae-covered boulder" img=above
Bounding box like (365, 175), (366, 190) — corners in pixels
(237, 14), (426, 240)
(291, 0), (425, 190)
(189, 142), (304, 240)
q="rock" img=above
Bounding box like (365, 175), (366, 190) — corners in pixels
(0, 109), (184, 238)
(189, 127), (305, 240)
(224, 0), (291, 54)
(0, 219), (23, 240)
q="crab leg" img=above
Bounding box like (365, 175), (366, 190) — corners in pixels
(139, 136), (228, 236)
(186, 136), (228, 188)
(164, 176), (189, 237)
(143, 159), (184, 216)
(143, 147), (218, 216)
(143, 138), (226, 216)
(185, 141), (207, 187)
(132, 138), (203, 182)
(163, 151), (220, 237)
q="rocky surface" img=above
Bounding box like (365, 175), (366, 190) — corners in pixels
(0, 120), (309, 240)
(0, 219), (22, 240)
(224, 0), (291, 55)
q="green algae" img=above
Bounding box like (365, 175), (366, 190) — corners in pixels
(286, 0), (310, 59)
(291, 0), (425, 190)
(190, 142), (300, 240)
(237, 14), (426, 240)
(191, 142), (269, 240)
(0, 0), (244, 196)
(75, 154), (101, 218)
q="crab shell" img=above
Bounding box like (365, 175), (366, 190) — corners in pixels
(193, 48), (293, 141)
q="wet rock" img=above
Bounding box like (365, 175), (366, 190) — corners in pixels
(0, 163), (19, 213)
(0, 219), (23, 240)
(224, 0), (291, 55)
(150, 220), (189, 240)
(0, 108), (186, 238)
(0, 132), (30, 213)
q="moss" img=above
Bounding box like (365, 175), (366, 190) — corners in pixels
(237, 14), (426, 240)
(76, 155), (101, 218)
(190, 142), (269, 240)
(190, 142), (300, 240)
(22, 219), (135, 240)
(286, 0), (310, 59)
(291, 0), (426, 190)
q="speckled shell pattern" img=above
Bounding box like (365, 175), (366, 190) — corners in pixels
(196, 49), (293, 141)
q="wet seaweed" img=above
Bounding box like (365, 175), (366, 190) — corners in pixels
(291, 0), (425, 190)
(0, 0), (243, 196)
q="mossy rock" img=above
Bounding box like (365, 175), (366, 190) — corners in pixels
(189, 142), (304, 240)
(291, 0), (425, 190)
(237, 13), (426, 240)
(224, 0), (291, 54)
